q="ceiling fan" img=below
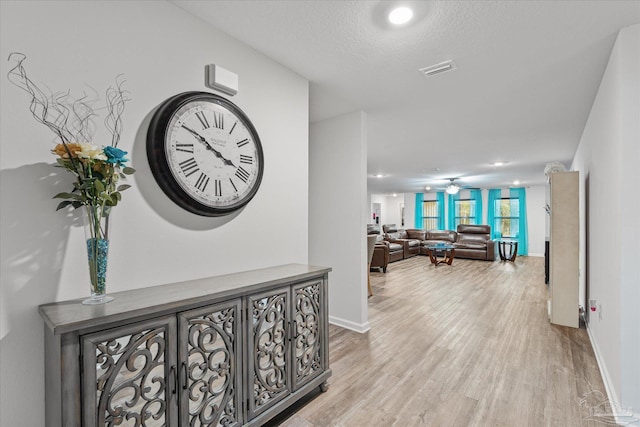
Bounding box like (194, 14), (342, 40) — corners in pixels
(445, 178), (462, 195)
(433, 178), (476, 195)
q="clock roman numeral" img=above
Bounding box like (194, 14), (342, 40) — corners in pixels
(214, 179), (222, 196)
(213, 112), (224, 129)
(235, 166), (250, 183)
(195, 172), (210, 192)
(229, 121), (238, 134)
(229, 177), (238, 193)
(179, 157), (199, 177)
(195, 111), (210, 129)
(240, 155), (253, 165)
(175, 143), (194, 153)
(237, 138), (249, 148)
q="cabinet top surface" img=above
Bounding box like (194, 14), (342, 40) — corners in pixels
(39, 263), (331, 335)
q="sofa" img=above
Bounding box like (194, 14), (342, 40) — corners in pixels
(367, 224), (390, 272)
(454, 224), (496, 261)
(418, 230), (457, 255)
(381, 224), (496, 262)
(383, 224), (421, 259)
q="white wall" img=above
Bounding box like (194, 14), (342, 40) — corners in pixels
(571, 24), (640, 420)
(0, 2), (309, 426)
(309, 111), (369, 332)
(384, 194), (404, 227)
(525, 186), (546, 257)
(404, 193), (416, 228)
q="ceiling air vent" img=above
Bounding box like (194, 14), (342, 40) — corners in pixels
(419, 60), (456, 77)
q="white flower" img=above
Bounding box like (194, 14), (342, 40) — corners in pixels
(77, 143), (107, 160)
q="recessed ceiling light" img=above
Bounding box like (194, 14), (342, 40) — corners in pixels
(493, 162), (504, 166)
(425, 186), (431, 191)
(392, 193), (397, 197)
(513, 180), (520, 185)
(388, 7), (413, 25)
(375, 174), (384, 178)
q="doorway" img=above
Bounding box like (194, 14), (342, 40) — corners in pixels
(372, 203), (381, 225)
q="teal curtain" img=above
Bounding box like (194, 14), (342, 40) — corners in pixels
(447, 192), (460, 230)
(470, 189), (483, 225)
(415, 193), (424, 229)
(487, 189), (501, 239)
(436, 192), (445, 230)
(510, 187), (528, 255)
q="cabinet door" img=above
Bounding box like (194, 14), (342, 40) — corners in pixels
(246, 287), (290, 419)
(82, 315), (178, 427)
(291, 279), (325, 391)
(178, 300), (242, 427)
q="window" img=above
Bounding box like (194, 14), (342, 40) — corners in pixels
(493, 198), (520, 238)
(454, 199), (477, 228)
(422, 200), (439, 230)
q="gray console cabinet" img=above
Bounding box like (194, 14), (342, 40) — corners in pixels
(39, 264), (331, 427)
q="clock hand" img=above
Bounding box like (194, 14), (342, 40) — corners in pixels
(182, 125), (237, 167)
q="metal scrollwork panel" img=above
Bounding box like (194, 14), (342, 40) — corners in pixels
(292, 281), (323, 390)
(82, 316), (177, 427)
(248, 288), (289, 417)
(179, 300), (241, 427)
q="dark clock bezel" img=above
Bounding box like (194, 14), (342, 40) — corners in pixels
(147, 91), (264, 217)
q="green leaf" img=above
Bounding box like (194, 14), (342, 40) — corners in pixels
(53, 192), (82, 200)
(122, 167), (136, 175)
(117, 184), (131, 191)
(76, 182), (93, 190)
(94, 180), (105, 193)
(71, 201), (83, 209)
(113, 192), (122, 202)
(55, 201), (73, 211)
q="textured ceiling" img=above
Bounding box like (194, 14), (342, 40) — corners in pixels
(171, 0), (640, 193)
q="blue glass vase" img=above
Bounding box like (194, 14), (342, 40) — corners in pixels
(82, 205), (114, 305)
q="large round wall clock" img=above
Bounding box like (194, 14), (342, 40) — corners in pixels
(147, 91), (264, 216)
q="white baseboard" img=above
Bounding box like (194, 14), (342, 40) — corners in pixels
(329, 315), (370, 333)
(587, 323), (640, 426)
(527, 252), (544, 257)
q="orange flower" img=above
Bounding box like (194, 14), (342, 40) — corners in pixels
(52, 143), (82, 159)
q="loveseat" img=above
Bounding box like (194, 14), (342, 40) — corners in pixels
(382, 224), (421, 259)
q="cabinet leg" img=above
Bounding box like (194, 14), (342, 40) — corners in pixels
(320, 381), (329, 392)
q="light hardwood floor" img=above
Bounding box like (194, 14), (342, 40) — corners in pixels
(267, 256), (608, 427)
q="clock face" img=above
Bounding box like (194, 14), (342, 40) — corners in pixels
(147, 92), (264, 216)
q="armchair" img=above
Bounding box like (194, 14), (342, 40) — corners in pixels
(454, 224), (496, 261)
(367, 224), (390, 272)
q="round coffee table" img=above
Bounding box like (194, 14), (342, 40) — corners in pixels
(424, 244), (455, 266)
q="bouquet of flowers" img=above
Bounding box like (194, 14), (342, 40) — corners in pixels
(8, 53), (134, 303)
(51, 142), (134, 211)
